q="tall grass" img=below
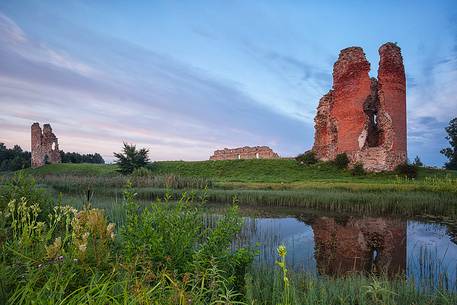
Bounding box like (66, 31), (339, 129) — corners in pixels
(72, 187), (457, 216)
(33, 174), (213, 191)
(246, 268), (457, 305)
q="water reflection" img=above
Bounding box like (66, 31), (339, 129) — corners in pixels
(231, 209), (457, 289)
(311, 217), (406, 276)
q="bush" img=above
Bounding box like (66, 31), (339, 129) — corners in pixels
(396, 163), (418, 179)
(413, 156), (423, 167)
(113, 142), (150, 174)
(351, 162), (366, 176)
(334, 153), (350, 169)
(295, 151), (318, 165)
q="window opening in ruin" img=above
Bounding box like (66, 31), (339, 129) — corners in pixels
(237, 154), (241, 159)
(44, 155), (50, 165)
(52, 142), (56, 151)
(256, 152), (259, 159)
(363, 79), (382, 148)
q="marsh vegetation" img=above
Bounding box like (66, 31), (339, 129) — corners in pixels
(0, 173), (456, 304)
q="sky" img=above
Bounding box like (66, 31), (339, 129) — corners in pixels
(0, 1), (456, 165)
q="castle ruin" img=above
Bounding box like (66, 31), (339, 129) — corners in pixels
(210, 146), (279, 160)
(31, 123), (61, 168)
(312, 42), (407, 171)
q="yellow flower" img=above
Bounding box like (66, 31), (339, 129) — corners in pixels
(277, 245), (287, 258)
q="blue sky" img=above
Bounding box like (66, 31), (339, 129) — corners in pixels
(0, 1), (456, 165)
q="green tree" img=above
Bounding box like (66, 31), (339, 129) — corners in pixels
(440, 117), (457, 170)
(413, 156), (423, 167)
(113, 142), (150, 174)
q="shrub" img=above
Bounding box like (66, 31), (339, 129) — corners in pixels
(396, 163), (418, 179)
(295, 151), (318, 165)
(351, 162), (366, 176)
(413, 156), (423, 167)
(113, 142), (150, 174)
(334, 153), (350, 169)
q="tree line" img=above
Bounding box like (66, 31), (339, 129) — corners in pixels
(0, 143), (105, 171)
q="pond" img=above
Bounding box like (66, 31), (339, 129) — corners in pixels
(63, 193), (457, 291)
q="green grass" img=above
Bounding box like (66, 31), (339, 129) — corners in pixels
(9, 161), (457, 214)
(246, 268), (457, 305)
(63, 187), (454, 217)
(17, 159), (457, 184)
(20, 163), (118, 176)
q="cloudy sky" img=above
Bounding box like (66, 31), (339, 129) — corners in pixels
(0, 1), (456, 165)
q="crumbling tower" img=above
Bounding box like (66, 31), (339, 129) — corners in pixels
(312, 42), (407, 171)
(31, 123), (61, 168)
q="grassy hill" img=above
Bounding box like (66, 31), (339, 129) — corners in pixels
(20, 159), (456, 184)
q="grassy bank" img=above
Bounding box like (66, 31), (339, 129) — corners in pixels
(53, 186), (457, 217)
(5, 160), (455, 215)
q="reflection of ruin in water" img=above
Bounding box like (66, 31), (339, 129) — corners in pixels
(311, 217), (406, 276)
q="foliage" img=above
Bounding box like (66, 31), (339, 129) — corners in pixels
(245, 267), (457, 305)
(334, 153), (350, 169)
(395, 163), (418, 179)
(295, 151), (318, 165)
(59, 151), (104, 164)
(351, 162), (366, 176)
(275, 245), (290, 305)
(113, 142), (150, 174)
(0, 143), (31, 172)
(0, 175), (253, 304)
(440, 117), (457, 170)
(0, 143), (105, 172)
(0, 172), (51, 217)
(413, 156), (423, 167)
(0, 175), (456, 304)
(131, 166), (154, 177)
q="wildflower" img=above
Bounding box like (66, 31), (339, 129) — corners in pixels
(106, 223), (116, 241)
(46, 237), (62, 260)
(277, 245), (287, 258)
(78, 243), (87, 253)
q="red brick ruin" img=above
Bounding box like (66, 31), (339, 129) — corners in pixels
(31, 123), (61, 168)
(312, 42), (407, 171)
(210, 146), (279, 160)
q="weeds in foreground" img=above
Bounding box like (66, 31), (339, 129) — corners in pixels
(0, 174), (254, 304)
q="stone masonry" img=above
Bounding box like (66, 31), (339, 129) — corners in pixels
(312, 42), (407, 171)
(210, 146), (279, 160)
(31, 123), (61, 168)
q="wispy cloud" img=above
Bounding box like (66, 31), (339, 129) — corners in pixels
(0, 12), (308, 161)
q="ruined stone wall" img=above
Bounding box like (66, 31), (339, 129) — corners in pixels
(209, 146), (279, 160)
(31, 123), (61, 168)
(312, 43), (407, 171)
(311, 217), (406, 276)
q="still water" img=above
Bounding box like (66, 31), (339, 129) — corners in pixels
(65, 194), (457, 290)
(208, 205), (457, 290)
